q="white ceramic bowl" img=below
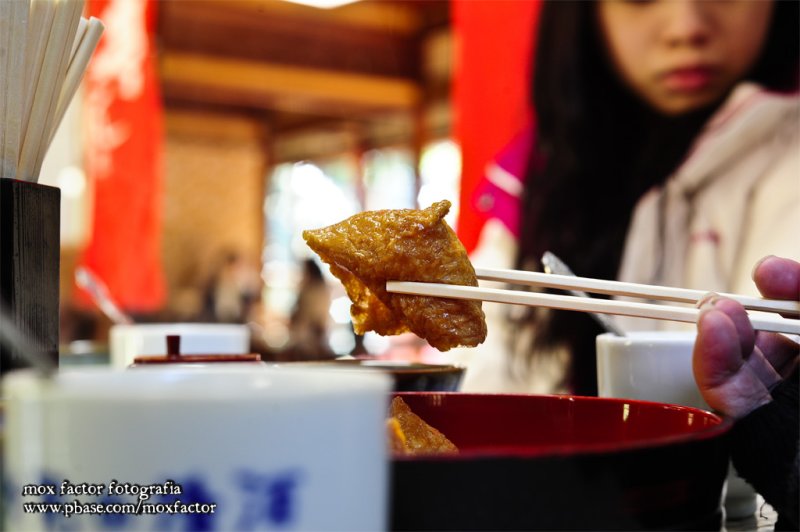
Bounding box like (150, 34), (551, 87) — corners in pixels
(3, 365), (391, 531)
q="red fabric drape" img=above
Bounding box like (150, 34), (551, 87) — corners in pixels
(79, 0), (165, 312)
(453, 0), (541, 253)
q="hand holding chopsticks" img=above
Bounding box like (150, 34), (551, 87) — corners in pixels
(386, 268), (800, 335)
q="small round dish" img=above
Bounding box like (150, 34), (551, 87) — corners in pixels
(129, 334), (262, 367)
(272, 359), (465, 392)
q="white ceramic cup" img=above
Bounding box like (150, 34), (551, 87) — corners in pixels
(596, 331), (758, 520)
(3, 366), (391, 531)
(109, 323), (250, 369)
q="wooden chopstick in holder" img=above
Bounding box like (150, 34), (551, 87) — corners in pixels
(1, 0), (30, 178)
(69, 16), (88, 62)
(475, 267), (800, 316)
(31, 0), (84, 178)
(48, 16), (104, 147)
(18, 0), (83, 181)
(20, 0), (57, 173)
(385, 281), (800, 335)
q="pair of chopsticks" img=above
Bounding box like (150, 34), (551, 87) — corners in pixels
(386, 267), (800, 335)
(0, 0), (104, 182)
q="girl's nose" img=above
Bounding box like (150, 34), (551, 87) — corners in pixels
(662, 0), (712, 49)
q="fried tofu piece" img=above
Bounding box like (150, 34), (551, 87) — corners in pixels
(387, 417), (408, 455)
(389, 397), (458, 455)
(302, 200), (487, 351)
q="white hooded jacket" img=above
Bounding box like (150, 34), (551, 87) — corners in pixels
(616, 83), (800, 332)
(461, 83), (800, 393)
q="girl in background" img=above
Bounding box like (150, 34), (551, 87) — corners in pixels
(462, 0), (800, 396)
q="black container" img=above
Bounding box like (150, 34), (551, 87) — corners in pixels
(1, 179), (60, 374)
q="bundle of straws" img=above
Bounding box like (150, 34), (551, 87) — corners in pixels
(0, 0), (104, 183)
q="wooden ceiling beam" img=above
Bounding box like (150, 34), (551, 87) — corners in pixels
(221, 0), (424, 34)
(160, 0), (422, 79)
(161, 52), (422, 116)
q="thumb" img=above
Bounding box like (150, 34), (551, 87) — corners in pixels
(752, 256), (800, 301)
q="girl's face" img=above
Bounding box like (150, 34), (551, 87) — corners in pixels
(598, 0), (774, 115)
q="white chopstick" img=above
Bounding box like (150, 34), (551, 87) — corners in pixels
(385, 281), (800, 335)
(0, 0), (11, 177)
(18, 0), (80, 181)
(475, 267), (800, 316)
(1, 0), (30, 179)
(20, 0), (57, 177)
(31, 0), (84, 179)
(3, 0), (102, 183)
(47, 16), (104, 146)
(69, 16), (88, 61)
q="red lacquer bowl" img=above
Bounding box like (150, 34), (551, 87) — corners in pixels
(390, 393), (731, 531)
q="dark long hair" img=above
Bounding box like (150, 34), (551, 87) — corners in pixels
(516, 0), (800, 395)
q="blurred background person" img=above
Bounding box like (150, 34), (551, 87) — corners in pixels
(462, 0), (800, 395)
(278, 258), (336, 362)
(201, 249), (263, 325)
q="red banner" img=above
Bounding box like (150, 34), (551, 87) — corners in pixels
(79, 0), (165, 312)
(453, 0), (541, 253)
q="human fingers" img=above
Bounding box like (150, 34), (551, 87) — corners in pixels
(743, 345), (782, 391)
(694, 304), (744, 389)
(755, 331), (800, 379)
(704, 296), (755, 360)
(705, 296), (785, 389)
(694, 306), (771, 418)
(752, 256), (800, 301)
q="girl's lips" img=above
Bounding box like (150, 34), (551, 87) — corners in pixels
(661, 66), (717, 92)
